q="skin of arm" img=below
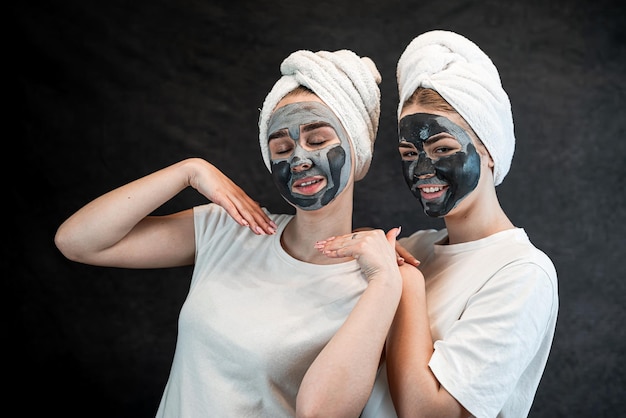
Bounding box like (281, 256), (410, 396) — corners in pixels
(296, 229), (403, 418)
(54, 158), (276, 268)
(386, 265), (470, 418)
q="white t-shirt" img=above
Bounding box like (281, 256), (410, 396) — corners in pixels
(384, 228), (558, 418)
(156, 203), (392, 417)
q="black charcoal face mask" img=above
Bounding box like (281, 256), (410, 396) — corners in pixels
(398, 112), (480, 217)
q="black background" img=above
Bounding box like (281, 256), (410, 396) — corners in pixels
(13, 0), (625, 416)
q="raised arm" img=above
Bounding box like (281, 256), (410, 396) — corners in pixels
(55, 158), (276, 269)
(295, 228), (403, 418)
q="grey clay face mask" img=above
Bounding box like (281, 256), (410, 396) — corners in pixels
(267, 101), (352, 211)
(398, 112), (481, 217)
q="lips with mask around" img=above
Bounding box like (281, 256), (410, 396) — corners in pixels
(291, 175), (327, 196)
(416, 183), (449, 201)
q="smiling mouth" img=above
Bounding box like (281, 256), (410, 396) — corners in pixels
(418, 185), (448, 200)
(293, 176), (326, 195)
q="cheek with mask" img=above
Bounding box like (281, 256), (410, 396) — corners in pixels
(398, 112), (481, 217)
(267, 101), (352, 211)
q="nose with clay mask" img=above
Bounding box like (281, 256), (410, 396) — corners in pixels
(290, 146), (314, 173)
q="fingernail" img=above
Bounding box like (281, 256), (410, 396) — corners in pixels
(396, 226), (402, 237)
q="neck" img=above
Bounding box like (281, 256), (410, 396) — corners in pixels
(281, 193), (354, 264)
(443, 186), (514, 245)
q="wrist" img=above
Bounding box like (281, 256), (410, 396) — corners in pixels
(366, 271), (403, 295)
(179, 158), (208, 188)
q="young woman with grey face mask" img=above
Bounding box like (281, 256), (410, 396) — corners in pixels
(55, 49), (402, 418)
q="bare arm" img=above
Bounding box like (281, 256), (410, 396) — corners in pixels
(295, 228), (403, 418)
(55, 158), (276, 268)
(386, 266), (470, 418)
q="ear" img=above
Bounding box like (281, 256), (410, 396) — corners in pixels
(475, 139), (494, 168)
(486, 152), (495, 168)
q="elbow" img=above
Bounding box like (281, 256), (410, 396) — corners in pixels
(295, 395), (327, 418)
(295, 405), (324, 418)
(296, 394), (361, 418)
(54, 225), (85, 263)
(296, 407), (354, 418)
(54, 226), (71, 258)
(294, 409), (317, 418)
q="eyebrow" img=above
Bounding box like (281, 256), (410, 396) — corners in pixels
(268, 129), (289, 141)
(268, 121), (334, 141)
(301, 121), (333, 133)
(424, 133), (451, 145)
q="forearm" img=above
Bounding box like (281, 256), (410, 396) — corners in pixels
(386, 268), (468, 417)
(297, 276), (401, 418)
(55, 158), (197, 262)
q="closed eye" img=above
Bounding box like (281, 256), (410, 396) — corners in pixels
(302, 124), (339, 148)
(268, 133), (295, 158)
(274, 145), (294, 155)
(307, 137), (330, 146)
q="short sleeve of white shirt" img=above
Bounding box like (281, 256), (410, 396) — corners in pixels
(429, 261), (557, 417)
(400, 228), (558, 418)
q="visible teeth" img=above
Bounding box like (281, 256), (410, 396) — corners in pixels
(422, 186), (442, 193)
(299, 179), (319, 187)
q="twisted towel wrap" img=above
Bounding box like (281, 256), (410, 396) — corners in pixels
(259, 49), (381, 181)
(397, 30), (515, 186)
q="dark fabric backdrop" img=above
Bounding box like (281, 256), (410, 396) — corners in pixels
(13, 0), (625, 416)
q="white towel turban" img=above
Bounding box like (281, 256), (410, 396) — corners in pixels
(259, 49), (382, 181)
(397, 30), (515, 186)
